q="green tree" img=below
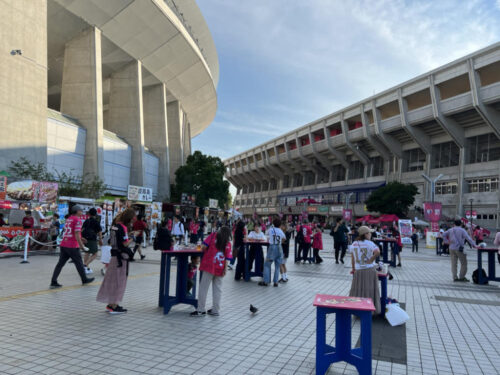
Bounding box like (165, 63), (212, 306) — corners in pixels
(171, 151), (230, 208)
(365, 181), (418, 217)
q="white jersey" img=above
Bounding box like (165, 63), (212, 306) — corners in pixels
(349, 240), (379, 270)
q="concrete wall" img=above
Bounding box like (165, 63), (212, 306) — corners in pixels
(46, 117), (85, 177)
(0, 0), (48, 170)
(103, 134), (131, 194)
(144, 151), (159, 196)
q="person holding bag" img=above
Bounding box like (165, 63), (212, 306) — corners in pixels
(96, 208), (136, 314)
(443, 220), (476, 282)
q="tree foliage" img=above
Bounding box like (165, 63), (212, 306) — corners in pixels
(171, 151), (230, 209)
(9, 157), (107, 199)
(365, 182), (418, 218)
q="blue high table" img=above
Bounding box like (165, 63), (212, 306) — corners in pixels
(314, 294), (375, 375)
(476, 247), (500, 284)
(158, 248), (203, 314)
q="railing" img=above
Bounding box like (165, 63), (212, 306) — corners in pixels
(163, 0), (208, 61)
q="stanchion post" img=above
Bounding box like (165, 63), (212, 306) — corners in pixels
(20, 232), (30, 264)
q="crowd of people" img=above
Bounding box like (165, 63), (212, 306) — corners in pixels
(46, 208), (500, 318)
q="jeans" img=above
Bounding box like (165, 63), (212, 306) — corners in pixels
(51, 246), (88, 283)
(264, 244), (283, 284)
(412, 241), (418, 252)
(334, 241), (347, 262)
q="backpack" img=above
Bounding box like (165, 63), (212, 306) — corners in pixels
(81, 219), (96, 240)
(472, 269), (488, 284)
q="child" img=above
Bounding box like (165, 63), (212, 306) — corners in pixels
(187, 256), (200, 296)
(312, 225), (323, 264)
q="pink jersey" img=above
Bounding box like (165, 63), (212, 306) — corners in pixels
(302, 225), (312, 244)
(200, 232), (232, 276)
(60, 215), (82, 248)
(312, 232), (323, 250)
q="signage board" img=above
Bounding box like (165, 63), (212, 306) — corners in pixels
(208, 198), (218, 209)
(398, 219), (413, 245)
(330, 205), (343, 213)
(127, 185), (153, 202)
(0, 176), (6, 200)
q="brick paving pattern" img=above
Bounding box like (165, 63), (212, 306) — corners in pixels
(0, 235), (499, 374)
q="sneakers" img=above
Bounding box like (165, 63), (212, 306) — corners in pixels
(279, 278), (285, 283)
(85, 267), (93, 274)
(140, 255), (146, 260)
(101, 268), (106, 276)
(340, 259), (344, 264)
(190, 311), (206, 317)
(228, 265), (233, 270)
(397, 263), (402, 267)
(456, 277), (470, 282)
(207, 309), (219, 316)
(50, 282), (62, 289)
(273, 282), (278, 287)
(258, 281), (268, 286)
(82, 277), (95, 285)
(106, 305), (127, 314)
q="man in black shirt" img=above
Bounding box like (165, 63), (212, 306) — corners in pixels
(82, 208), (103, 274)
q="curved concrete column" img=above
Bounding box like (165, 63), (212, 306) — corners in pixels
(107, 60), (145, 186)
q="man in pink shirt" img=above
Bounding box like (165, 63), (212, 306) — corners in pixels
(50, 205), (94, 288)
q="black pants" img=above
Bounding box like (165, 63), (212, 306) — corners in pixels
(187, 278), (194, 293)
(51, 246), (87, 283)
(313, 248), (322, 263)
(248, 244), (264, 273)
(300, 243), (311, 262)
(412, 241), (418, 252)
(234, 245), (246, 280)
(334, 242), (347, 262)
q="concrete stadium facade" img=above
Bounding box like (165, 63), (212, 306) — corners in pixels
(225, 43), (500, 230)
(1, 0), (219, 199)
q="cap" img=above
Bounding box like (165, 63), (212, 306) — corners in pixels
(71, 205), (83, 214)
(358, 225), (375, 236)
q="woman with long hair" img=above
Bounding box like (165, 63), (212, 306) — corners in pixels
(96, 208), (136, 314)
(232, 220), (246, 276)
(349, 226), (381, 314)
(190, 226), (232, 317)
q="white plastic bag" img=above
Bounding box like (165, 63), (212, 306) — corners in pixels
(385, 303), (409, 326)
(100, 245), (112, 264)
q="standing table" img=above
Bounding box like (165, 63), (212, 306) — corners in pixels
(314, 294), (375, 375)
(374, 238), (397, 267)
(158, 248), (203, 314)
(476, 247), (500, 284)
(244, 240), (268, 281)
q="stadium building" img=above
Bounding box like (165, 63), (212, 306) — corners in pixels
(1, 0), (218, 199)
(225, 43), (500, 230)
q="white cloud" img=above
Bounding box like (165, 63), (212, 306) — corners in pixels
(194, 0), (500, 161)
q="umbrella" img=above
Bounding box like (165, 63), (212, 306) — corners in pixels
(356, 215), (375, 223)
(367, 217), (380, 224)
(378, 214), (399, 222)
(413, 219), (429, 227)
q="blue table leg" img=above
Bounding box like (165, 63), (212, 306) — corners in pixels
(390, 243), (396, 267)
(357, 311), (373, 375)
(335, 309), (351, 359)
(316, 307), (336, 375)
(382, 242), (389, 263)
(487, 251), (498, 282)
(158, 252), (166, 307)
(176, 254), (188, 302)
(163, 254), (173, 314)
(380, 276), (387, 318)
(244, 244), (250, 282)
(477, 250), (485, 285)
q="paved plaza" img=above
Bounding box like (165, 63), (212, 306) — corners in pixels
(0, 235), (499, 375)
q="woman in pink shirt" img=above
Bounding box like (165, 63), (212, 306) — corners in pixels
(190, 227), (232, 317)
(312, 225), (323, 264)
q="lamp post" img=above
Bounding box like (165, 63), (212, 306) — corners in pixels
(469, 198), (474, 232)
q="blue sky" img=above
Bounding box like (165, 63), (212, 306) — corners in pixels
(193, 0), (500, 161)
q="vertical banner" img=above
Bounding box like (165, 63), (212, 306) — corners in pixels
(342, 209), (352, 221)
(0, 176), (7, 200)
(398, 219), (413, 245)
(423, 202), (442, 222)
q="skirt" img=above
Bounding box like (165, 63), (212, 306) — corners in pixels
(349, 267), (381, 315)
(96, 255), (128, 304)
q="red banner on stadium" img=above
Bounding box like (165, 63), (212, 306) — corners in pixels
(423, 202), (442, 222)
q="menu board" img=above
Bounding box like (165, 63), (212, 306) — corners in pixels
(38, 182), (58, 203)
(127, 185), (153, 202)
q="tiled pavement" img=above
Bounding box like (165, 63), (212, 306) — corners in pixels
(0, 235), (499, 375)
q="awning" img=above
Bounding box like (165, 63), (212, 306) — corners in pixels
(278, 181), (385, 198)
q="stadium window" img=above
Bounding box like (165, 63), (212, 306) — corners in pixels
(435, 181), (457, 195)
(431, 141), (460, 169)
(467, 134), (500, 164)
(348, 160), (364, 179)
(403, 148), (426, 172)
(466, 177), (498, 193)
